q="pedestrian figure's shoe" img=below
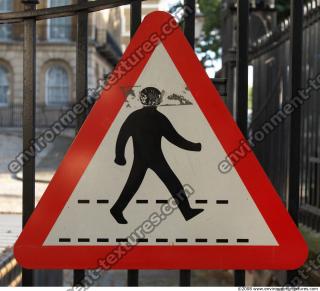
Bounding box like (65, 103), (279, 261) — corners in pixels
(182, 208), (204, 221)
(110, 207), (128, 224)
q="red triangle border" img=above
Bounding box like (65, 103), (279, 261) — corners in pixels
(14, 11), (308, 270)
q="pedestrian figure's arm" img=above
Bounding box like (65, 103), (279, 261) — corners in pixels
(163, 117), (201, 151)
(115, 117), (132, 165)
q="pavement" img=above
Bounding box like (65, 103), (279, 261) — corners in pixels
(0, 130), (23, 213)
(0, 214), (20, 254)
(0, 128), (74, 214)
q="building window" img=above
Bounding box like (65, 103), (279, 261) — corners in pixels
(0, 65), (9, 106)
(45, 65), (69, 106)
(0, 0), (12, 40)
(47, 0), (71, 41)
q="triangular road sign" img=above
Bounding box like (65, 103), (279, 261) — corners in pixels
(15, 11), (307, 270)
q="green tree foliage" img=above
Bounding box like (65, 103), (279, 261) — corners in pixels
(275, 0), (290, 22)
(196, 0), (290, 66)
(197, 0), (222, 64)
(169, 1), (290, 68)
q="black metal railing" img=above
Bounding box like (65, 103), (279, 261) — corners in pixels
(249, 1), (319, 232)
(0, 0), (308, 287)
(0, 103), (74, 127)
(0, 22), (122, 52)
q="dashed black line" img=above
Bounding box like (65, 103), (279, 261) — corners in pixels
(195, 200), (207, 204)
(156, 199), (168, 204)
(59, 238), (71, 242)
(116, 238), (128, 242)
(77, 199), (217, 205)
(136, 238), (148, 242)
(56, 237), (251, 244)
(216, 239), (228, 243)
(136, 200), (148, 204)
(216, 200), (229, 204)
(237, 239), (249, 243)
(78, 238), (90, 242)
(176, 238), (188, 243)
(156, 238), (168, 242)
(97, 199), (109, 204)
(195, 238), (207, 243)
(97, 238), (109, 242)
(78, 199), (90, 204)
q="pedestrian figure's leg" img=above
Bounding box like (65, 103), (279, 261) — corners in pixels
(151, 160), (204, 221)
(111, 161), (147, 224)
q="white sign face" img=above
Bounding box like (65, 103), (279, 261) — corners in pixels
(44, 43), (277, 247)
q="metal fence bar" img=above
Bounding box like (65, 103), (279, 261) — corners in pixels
(235, 0), (249, 286)
(300, 10), (307, 210)
(73, 0), (88, 286)
(235, 0), (249, 136)
(0, 0), (143, 24)
(184, 0), (195, 48)
(130, 0), (141, 38)
(287, 0), (303, 284)
(21, 0), (38, 287)
(75, 0), (88, 130)
(127, 1), (141, 286)
(234, 270), (246, 287)
(304, 7), (311, 209)
(127, 269), (139, 286)
(179, 270), (191, 286)
(73, 270), (85, 287)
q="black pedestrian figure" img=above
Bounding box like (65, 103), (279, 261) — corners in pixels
(110, 87), (204, 224)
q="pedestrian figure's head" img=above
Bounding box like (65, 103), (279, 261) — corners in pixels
(139, 87), (162, 107)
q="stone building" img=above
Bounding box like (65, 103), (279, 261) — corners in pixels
(0, 0), (122, 127)
(120, 0), (161, 51)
